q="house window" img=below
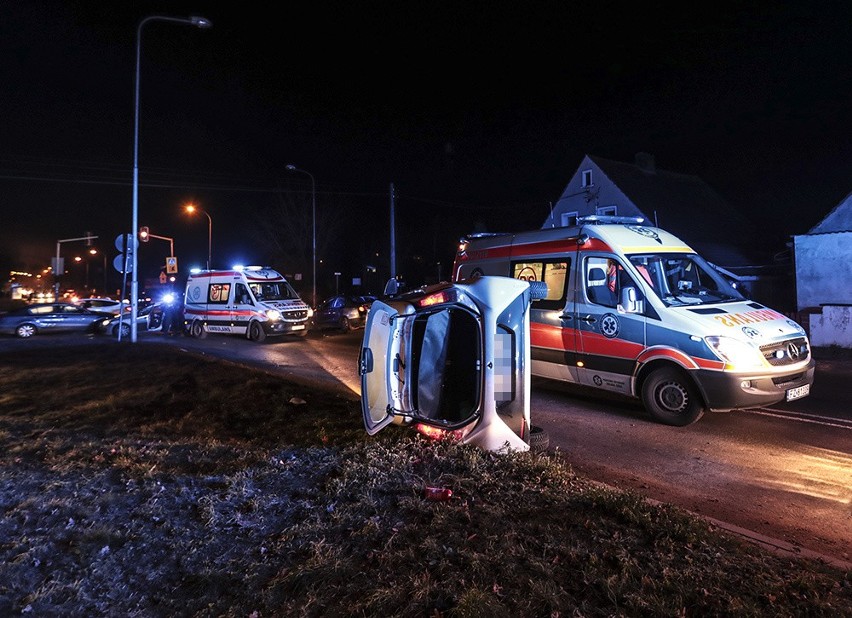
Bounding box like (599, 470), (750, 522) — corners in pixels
(561, 211), (579, 227)
(581, 170), (593, 188)
(596, 205), (617, 216)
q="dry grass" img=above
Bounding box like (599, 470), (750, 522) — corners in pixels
(0, 342), (850, 617)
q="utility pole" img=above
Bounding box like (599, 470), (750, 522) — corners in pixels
(389, 182), (396, 280)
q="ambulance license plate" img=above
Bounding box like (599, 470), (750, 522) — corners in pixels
(786, 384), (810, 401)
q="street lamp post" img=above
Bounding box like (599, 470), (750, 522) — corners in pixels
(184, 204), (212, 270)
(286, 164), (316, 307)
(131, 14), (211, 343)
(90, 248), (108, 295)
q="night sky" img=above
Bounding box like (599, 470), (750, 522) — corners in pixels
(3, 1), (852, 296)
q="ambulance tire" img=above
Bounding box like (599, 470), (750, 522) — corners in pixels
(249, 320), (267, 342)
(641, 367), (705, 426)
(528, 425), (549, 452)
(190, 320), (207, 339)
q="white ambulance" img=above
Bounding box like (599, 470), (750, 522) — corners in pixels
(183, 266), (312, 342)
(452, 216), (814, 426)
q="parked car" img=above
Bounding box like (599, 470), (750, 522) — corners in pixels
(75, 297), (128, 316)
(358, 276), (549, 452)
(312, 295), (376, 332)
(0, 303), (112, 338)
(106, 303), (165, 337)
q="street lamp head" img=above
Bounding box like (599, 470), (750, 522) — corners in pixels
(185, 203), (197, 214)
(190, 16), (212, 28)
(286, 164), (297, 171)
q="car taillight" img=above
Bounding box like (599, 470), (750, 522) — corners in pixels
(417, 289), (458, 307)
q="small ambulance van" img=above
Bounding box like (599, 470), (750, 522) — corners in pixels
(183, 266), (312, 342)
(452, 216), (814, 426)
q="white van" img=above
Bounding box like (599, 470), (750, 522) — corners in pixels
(452, 216), (815, 426)
(183, 266), (312, 342)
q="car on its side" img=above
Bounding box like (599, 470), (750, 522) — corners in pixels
(312, 295), (376, 332)
(358, 276), (549, 453)
(106, 302), (166, 338)
(0, 302), (112, 338)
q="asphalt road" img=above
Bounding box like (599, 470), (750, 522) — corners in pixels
(3, 330), (850, 567)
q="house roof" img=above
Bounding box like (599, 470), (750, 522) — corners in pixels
(589, 155), (767, 267)
(808, 191), (852, 234)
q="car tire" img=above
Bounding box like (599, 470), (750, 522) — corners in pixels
(528, 425), (549, 452)
(15, 323), (36, 338)
(190, 320), (207, 339)
(249, 320), (266, 342)
(641, 367), (706, 426)
(114, 323), (131, 338)
(340, 317), (352, 332)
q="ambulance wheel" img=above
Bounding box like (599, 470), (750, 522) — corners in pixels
(528, 425), (549, 452)
(249, 321), (267, 342)
(641, 367), (705, 426)
(190, 320), (207, 339)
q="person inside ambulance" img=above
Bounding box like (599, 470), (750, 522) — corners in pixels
(586, 257), (645, 312)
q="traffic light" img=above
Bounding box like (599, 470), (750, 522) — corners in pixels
(139, 226), (149, 242)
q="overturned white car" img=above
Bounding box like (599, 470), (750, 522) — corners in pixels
(358, 276), (549, 453)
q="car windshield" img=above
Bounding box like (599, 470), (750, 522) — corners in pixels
(627, 253), (745, 306)
(248, 282), (298, 301)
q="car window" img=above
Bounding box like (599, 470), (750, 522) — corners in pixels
(30, 306), (54, 315)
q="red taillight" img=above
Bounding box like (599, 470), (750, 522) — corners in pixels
(417, 288), (458, 307)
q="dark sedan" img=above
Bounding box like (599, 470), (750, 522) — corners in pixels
(311, 295), (376, 332)
(0, 303), (111, 338)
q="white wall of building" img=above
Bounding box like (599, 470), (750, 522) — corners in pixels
(794, 232), (852, 310)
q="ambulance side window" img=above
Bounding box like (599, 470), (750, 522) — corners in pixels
(585, 257), (642, 309)
(208, 283), (231, 304)
(511, 259), (569, 311)
(235, 283), (252, 305)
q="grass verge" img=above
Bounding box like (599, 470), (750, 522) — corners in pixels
(0, 342), (850, 616)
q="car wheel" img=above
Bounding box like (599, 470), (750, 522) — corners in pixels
(528, 425), (549, 452)
(190, 320), (207, 339)
(340, 317), (352, 332)
(641, 367), (705, 426)
(113, 323), (131, 338)
(15, 323), (36, 338)
(249, 320), (266, 342)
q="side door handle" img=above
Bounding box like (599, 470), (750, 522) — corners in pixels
(559, 314), (573, 321)
(578, 314), (597, 324)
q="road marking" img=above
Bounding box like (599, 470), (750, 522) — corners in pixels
(745, 407), (852, 430)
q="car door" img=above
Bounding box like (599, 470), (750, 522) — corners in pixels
(359, 300), (403, 434)
(230, 283), (253, 334)
(575, 255), (647, 395)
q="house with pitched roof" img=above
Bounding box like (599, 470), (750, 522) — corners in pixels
(545, 153), (786, 307)
(792, 194), (852, 347)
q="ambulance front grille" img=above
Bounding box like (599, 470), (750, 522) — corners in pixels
(282, 309), (309, 322)
(760, 337), (809, 366)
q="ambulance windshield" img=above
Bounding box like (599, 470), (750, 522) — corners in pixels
(627, 253), (745, 306)
(249, 281), (298, 302)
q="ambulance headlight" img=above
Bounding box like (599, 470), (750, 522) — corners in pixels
(264, 310), (281, 321)
(705, 336), (765, 369)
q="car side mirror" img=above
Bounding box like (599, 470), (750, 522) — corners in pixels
(619, 286), (644, 314)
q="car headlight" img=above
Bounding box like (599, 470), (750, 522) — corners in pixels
(264, 309), (281, 321)
(705, 336), (765, 370)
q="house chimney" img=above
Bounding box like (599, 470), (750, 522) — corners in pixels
(635, 152), (655, 173)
